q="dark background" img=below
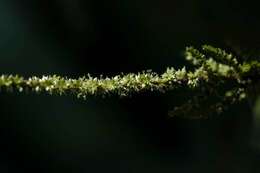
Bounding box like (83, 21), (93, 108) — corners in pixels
(0, 0), (260, 172)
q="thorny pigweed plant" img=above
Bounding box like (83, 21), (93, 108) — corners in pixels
(0, 45), (259, 118)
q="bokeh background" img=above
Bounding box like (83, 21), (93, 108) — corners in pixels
(0, 0), (260, 172)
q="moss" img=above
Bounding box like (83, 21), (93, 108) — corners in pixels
(0, 45), (259, 118)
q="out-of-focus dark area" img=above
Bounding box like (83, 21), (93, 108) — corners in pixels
(0, 0), (260, 172)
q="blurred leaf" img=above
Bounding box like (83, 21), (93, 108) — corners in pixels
(251, 96), (260, 149)
(254, 96), (260, 118)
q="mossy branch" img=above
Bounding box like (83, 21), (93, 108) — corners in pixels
(0, 45), (259, 118)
